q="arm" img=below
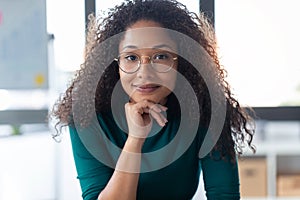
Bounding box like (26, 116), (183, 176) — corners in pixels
(98, 136), (143, 200)
(70, 100), (167, 200)
(69, 126), (114, 200)
(98, 101), (167, 200)
(200, 151), (240, 200)
(70, 124), (144, 200)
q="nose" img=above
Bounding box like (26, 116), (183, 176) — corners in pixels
(137, 56), (155, 78)
(140, 55), (151, 64)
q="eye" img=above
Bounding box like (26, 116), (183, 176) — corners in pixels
(124, 54), (139, 62)
(153, 52), (170, 60)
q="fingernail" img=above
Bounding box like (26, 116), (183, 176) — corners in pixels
(161, 106), (168, 111)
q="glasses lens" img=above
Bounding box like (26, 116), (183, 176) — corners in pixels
(152, 52), (175, 72)
(117, 51), (176, 73)
(118, 53), (140, 73)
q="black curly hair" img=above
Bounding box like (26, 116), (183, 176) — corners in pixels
(51, 0), (256, 162)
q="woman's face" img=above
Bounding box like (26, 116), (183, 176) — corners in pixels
(118, 20), (178, 105)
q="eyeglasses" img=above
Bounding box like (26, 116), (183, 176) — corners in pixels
(114, 51), (178, 74)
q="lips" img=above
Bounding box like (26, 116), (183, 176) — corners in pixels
(134, 84), (161, 93)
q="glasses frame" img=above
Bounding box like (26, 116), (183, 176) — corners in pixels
(114, 51), (178, 74)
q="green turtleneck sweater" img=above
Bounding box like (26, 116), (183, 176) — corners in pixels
(69, 110), (240, 200)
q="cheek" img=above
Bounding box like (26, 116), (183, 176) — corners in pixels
(119, 73), (133, 94)
(162, 72), (177, 91)
(166, 64), (178, 89)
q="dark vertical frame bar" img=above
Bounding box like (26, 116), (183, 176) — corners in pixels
(199, 0), (215, 27)
(85, 0), (96, 29)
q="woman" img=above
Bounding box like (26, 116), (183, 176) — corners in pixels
(51, 0), (255, 199)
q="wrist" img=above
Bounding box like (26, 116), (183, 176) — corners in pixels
(124, 136), (145, 153)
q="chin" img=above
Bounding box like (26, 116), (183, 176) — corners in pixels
(131, 95), (168, 105)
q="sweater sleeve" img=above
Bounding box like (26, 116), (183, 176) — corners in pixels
(69, 126), (113, 200)
(200, 151), (240, 200)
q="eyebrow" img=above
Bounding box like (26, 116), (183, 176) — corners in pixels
(121, 44), (175, 52)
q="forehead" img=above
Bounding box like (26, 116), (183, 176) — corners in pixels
(119, 21), (177, 52)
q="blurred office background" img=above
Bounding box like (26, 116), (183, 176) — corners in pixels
(0, 0), (299, 199)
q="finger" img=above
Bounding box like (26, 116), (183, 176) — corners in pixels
(132, 100), (160, 114)
(158, 105), (168, 111)
(147, 101), (168, 113)
(152, 112), (167, 127)
(149, 104), (162, 113)
(127, 102), (148, 115)
(130, 100), (168, 117)
(148, 102), (168, 112)
(143, 104), (164, 114)
(149, 109), (168, 127)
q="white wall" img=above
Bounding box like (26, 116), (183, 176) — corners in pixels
(0, 132), (56, 200)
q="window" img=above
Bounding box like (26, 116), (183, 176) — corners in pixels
(46, 0), (85, 72)
(215, 0), (300, 107)
(96, 0), (199, 15)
